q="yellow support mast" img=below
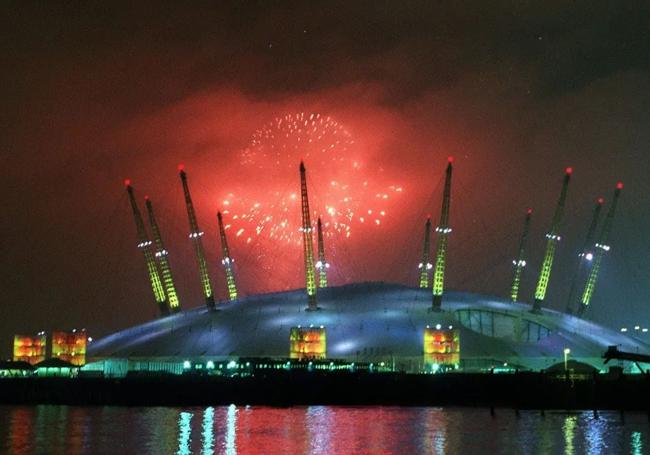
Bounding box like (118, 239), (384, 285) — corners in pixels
(418, 217), (433, 289)
(125, 180), (167, 316)
(316, 217), (330, 288)
(178, 165), (216, 310)
(431, 157), (454, 311)
(300, 161), (318, 310)
(532, 167), (572, 313)
(145, 196), (181, 313)
(565, 198), (604, 314)
(510, 208), (532, 302)
(217, 211), (238, 301)
(577, 183), (623, 317)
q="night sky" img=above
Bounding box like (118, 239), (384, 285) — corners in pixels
(2, 2), (649, 358)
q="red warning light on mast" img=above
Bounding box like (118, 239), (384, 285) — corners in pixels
(616, 182), (624, 189)
(447, 156), (454, 163)
(178, 163), (185, 172)
(527, 208), (533, 215)
(124, 179), (131, 187)
(597, 197), (605, 205)
(565, 167), (573, 175)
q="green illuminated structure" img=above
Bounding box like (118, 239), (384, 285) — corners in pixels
(565, 198), (604, 314)
(418, 217), (432, 289)
(577, 183), (622, 317)
(125, 181), (167, 316)
(145, 196), (181, 313)
(432, 157), (454, 311)
(532, 168), (572, 313)
(510, 208), (532, 302)
(178, 166), (216, 310)
(316, 217), (329, 288)
(217, 211), (238, 301)
(300, 161), (318, 310)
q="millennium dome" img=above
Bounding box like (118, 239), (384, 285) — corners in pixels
(88, 282), (647, 373)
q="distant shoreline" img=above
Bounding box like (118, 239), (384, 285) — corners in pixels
(1, 371), (650, 410)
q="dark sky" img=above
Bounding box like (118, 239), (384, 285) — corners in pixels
(1, 1), (649, 358)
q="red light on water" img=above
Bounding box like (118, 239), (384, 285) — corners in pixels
(616, 182), (624, 190)
(565, 167), (573, 175)
(124, 179), (131, 186)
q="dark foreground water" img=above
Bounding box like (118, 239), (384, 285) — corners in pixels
(0, 406), (648, 454)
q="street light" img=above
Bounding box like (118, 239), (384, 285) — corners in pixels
(563, 348), (571, 372)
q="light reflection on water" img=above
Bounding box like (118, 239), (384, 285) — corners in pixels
(563, 415), (576, 455)
(0, 405), (648, 454)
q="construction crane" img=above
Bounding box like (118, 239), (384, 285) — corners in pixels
(565, 197), (604, 314)
(432, 157), (454, 311)
(124, 180), (167, 316)
(577, 183), (623, 317)
(217, 211), (238, 301)
(300, 161), (318, 310)
(604, 345), (650, 372)
(532, 167), (572, 313)
(510, 208), (533, 302)
(178, 165), (216, 310)
(145, 196), (181, 313)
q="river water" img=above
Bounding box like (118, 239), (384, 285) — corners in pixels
(0, 405), (648, 454)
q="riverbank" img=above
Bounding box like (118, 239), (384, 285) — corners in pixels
(2, 371), (650, 409)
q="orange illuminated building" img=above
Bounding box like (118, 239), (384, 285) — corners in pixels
(13, 333), (47, 365)
(51, 330), (88, 366)
(289, 326), (326, 360)
(423, 326), (460, 367)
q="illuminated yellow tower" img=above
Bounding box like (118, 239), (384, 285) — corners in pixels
(532, 167), (572, 313)
(418, 217), (433, 288)
(432, 157), (454, 311)
(316, 217), (330, 288)
(217, 211), (238, 301)
(145, 196), (181, 313)
(178, 165), (216, 310)
(300, 161), (318, 310)
(125, 180), (167, 316)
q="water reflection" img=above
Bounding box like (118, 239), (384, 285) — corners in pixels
(1, 405), (649, 454)
(584, 415), (606, 454)
(632, 431), (643, 455)
(306, 406), (333, 454)
(8, 406), (33, 453)
(202, 407), (214, 455)
(563, 415), (576, 455)
(177, 411), (193, 455)
(225, 404), (237, 455)
(418, 408), (445, 454)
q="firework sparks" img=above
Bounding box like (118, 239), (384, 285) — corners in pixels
(221, 113), (402, 251)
